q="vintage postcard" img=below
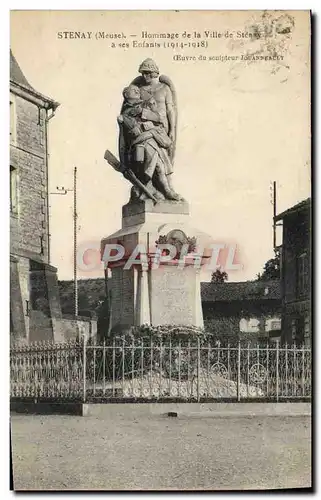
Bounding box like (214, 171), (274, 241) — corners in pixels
(10, 10), (311, 491)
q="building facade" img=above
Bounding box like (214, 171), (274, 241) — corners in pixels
(10, 51), (96, 343)
(201, 280), (282, 343)
(10, 50), (62, 343)
(275, 198), (311, 345)
(57, 277), (282, 342)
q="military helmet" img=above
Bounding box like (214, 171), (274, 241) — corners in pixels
(138, 58), (159, 74)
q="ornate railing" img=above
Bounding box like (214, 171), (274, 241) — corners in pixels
(10, 338), (311, 402)
(10, 341), (84, 400)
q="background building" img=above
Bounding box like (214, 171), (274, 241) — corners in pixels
(10, 50), (60, 342)
(10, 51), (96, 343)
(58, 277), (282, 343)
(201, 280), (282, 343)
(275, 198), (311, 345)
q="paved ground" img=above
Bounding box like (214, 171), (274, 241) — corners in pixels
(11, 411), (311, 491)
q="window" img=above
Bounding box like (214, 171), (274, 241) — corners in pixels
(297, 252), (309, 297)
(10, 166), (18, 213)
(40, 235), (44, 255)
(10, 96), (16, 145)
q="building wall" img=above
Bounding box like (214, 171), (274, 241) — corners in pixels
(10, 64), (94, 345)
(10, 92), (48, 262)
(282, 213), (309, 304)
(281, 208), (311, 344)
(10, 85), (51, 343)
(52, 317), (98, 343)
(10, 256), (26, 343)
(17, 256), (30, 336)
(202, 300), (282, 342)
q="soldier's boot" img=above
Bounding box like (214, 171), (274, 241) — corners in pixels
(156, 169), (181, 201)
(166, 173), (185, 201)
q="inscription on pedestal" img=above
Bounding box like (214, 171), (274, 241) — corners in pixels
(150, 266), (202, 327)
(110, 267), (134, 327)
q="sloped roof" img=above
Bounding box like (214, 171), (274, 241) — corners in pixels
(58, 278), (281, 315)
(201, 280), (281, 303)
(10, 50), (59, 108)
(274, 198), (311, 222)
(10, 49), (35, 90)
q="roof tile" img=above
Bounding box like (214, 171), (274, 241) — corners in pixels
(201, 280), (281, 302)
(10, 50), (34, 90)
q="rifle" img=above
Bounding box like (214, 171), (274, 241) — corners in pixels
(104, 150), (157, 203)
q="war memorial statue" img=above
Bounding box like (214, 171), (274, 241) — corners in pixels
(102, 58), (211, 329)
(105, 58), (184, 203)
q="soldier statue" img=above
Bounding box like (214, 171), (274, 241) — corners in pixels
(105, 58), (184, 203)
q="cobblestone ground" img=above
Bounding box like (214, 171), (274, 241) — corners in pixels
(11, 412), (311, 491)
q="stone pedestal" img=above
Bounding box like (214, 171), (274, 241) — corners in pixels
(101, 200), (212, 331)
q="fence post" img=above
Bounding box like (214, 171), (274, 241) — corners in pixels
(82, 334), (87, 403)
(197, 337), (200, 402)
(276, 339), (279, 402)
(169, 337), (172, 396)
(178, 339), (181, 398)
(103, 340), (106, 397)
(302, 343), (305, 397)
(237, 340), (241, 402)
(113, 338), (116, 397)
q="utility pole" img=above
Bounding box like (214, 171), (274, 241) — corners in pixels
(273, 181), (277, 251)
(270, 180), (277, 251)
(73, 167), (78, 317)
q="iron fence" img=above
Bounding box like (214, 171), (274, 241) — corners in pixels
(10, 341), (84, 400)
(10, 338), (311, 402)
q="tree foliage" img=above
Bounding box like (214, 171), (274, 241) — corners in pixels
(211, 269), (228, 283)
(58, 279), (106, 317)
(256, 249), (280, 281)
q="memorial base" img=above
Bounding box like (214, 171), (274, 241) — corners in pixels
(101, 200), (212, 331)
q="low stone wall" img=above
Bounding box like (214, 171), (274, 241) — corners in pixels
(52, 316), (97, 343)
(10, 401), (311, 418)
